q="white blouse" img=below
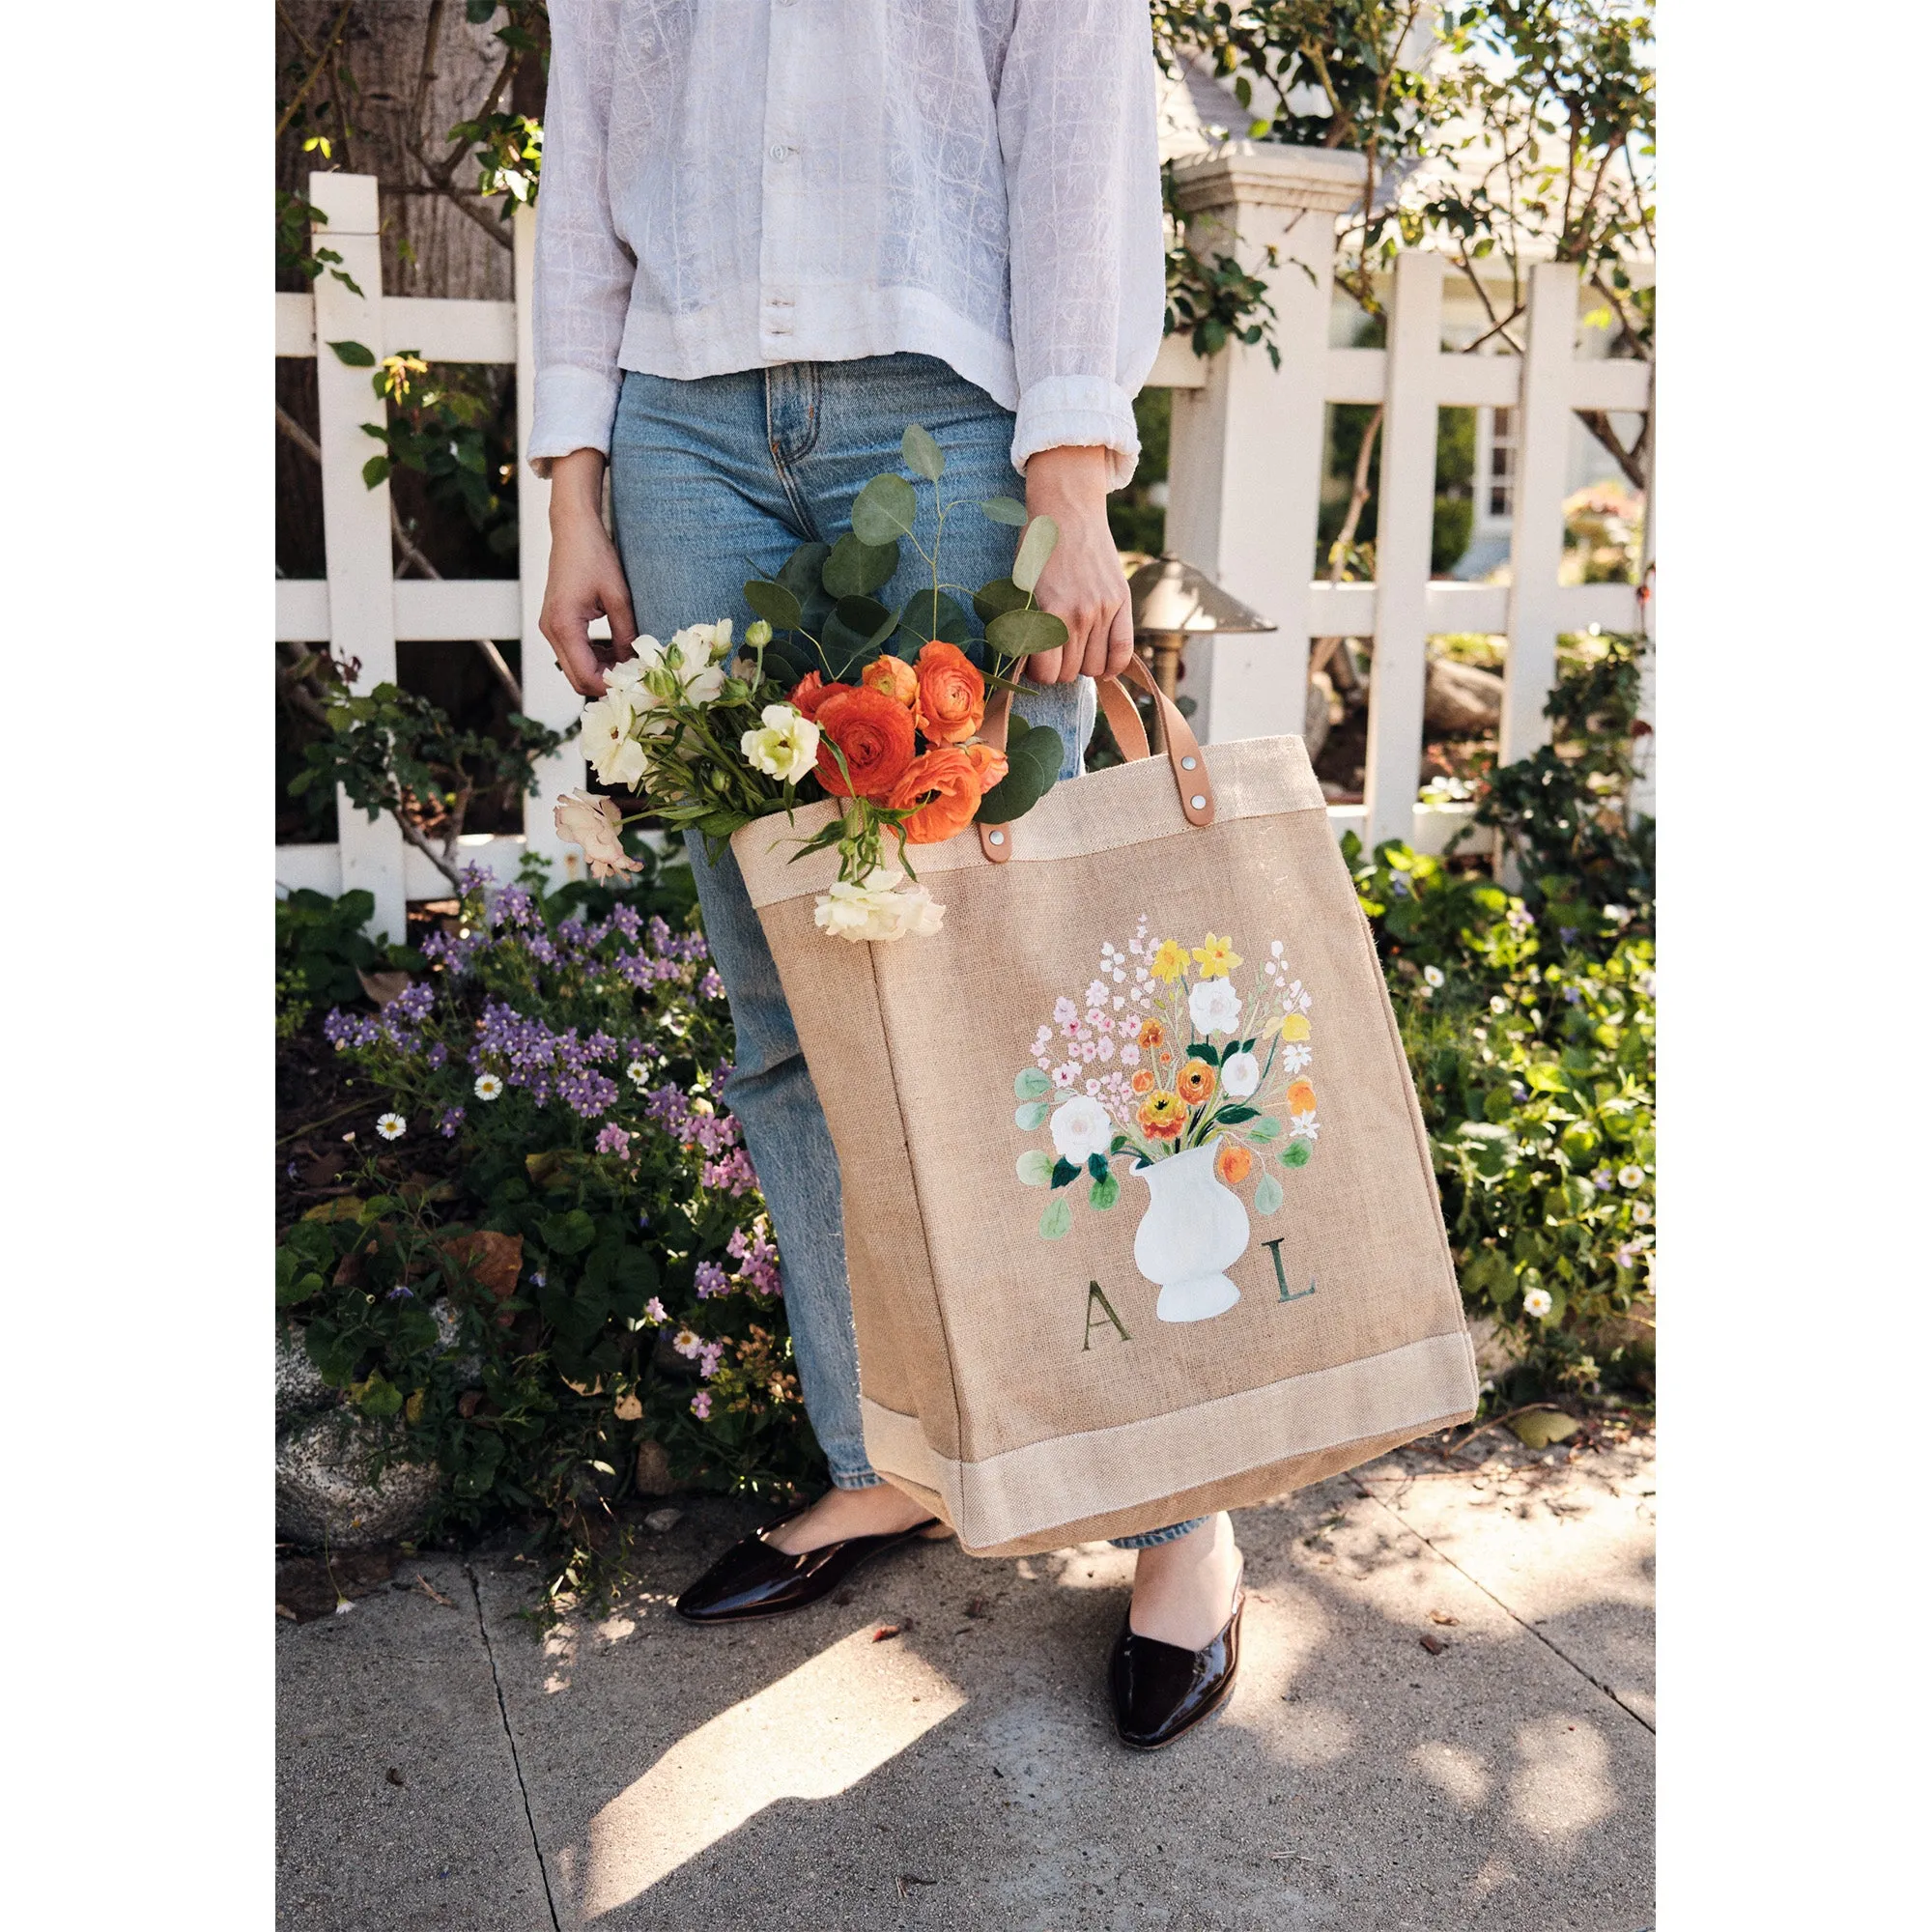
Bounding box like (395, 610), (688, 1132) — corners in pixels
(530, 0), (1165, 488)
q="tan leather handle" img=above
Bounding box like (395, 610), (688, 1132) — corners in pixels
(972, 654), (1215, 863)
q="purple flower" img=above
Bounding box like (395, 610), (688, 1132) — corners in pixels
(595, 1124), (632, 1157)
(694, 1260), (729, 1299)
(702, 1148), (758, 1196)
(690, 1390), (712, 1421)
(385, 1285), (415, 1301)
(726, 1224), (781, 1295)
(697, 1341), (725, 1378)
(439, 1105), (466, 1138)
(698, 969), (725, 1000)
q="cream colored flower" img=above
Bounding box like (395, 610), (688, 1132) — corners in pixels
(554, 788), (643, 880)
(1188, 976), (1243, 1036)
(668, 622), (729, 704)
(1220, 1050), (1262, 1098)
(740, 703), (820, 782)
(581, 692), (653, 786)
(1050, 1094), (1114, 1164)
(811, 868), (947, 943)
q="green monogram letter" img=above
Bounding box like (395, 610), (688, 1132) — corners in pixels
(1083, 1280), (1131, 1350)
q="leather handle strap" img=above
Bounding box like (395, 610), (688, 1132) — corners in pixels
(970, 653), (1216, 864)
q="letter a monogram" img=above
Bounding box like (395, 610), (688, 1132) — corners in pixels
(1083, 1280), (1131, 1350)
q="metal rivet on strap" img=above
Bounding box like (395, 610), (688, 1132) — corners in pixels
(988, 829), (1006, 844)
(1181, 755), (1197, 770)
(1190, 795), (1208, 810)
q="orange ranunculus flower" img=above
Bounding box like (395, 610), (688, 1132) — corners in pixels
(963, 740), (1009, 789)
(913, 639), (986, 744)
(863, 655), (919, 706)
(1178, 1059), (1217, 1105)
(1138, 1091), (1186, 1140)
(790, 671), (850, 721)
(1130, 1067), (1156, 1094)
(1286, 1080), (1318, 1115)
(1216, 1142), (1253, 1186)
(814, 685), (917, 801)
(886, 746), (982, 844)
(1138, 1018), (1165, 1051)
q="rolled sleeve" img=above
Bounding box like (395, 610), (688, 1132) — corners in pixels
(1011, 375), (1142, 490)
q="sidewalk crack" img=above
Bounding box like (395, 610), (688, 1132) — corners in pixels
(465, 1562), (564, 1929)
(1348, 1478), (1656, 1735)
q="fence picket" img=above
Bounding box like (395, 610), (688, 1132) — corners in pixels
(307, 172), (406, 940)
(1362, 250), (1445, 851)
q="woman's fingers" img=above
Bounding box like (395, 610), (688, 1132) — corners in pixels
(1022, 643), (1065, 684)
(1101, 596), (1136, 679)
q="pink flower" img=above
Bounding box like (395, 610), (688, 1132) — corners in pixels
(554, 788), (643, 881)
(1096, 1036), (1116, 1062)
(690, 1391), (712, 1420)
(595, 1124), (632, 1157)
(1051, 1065), (1077, 1089)
(643, 1297), (668, 1324)
(1119, 1043), (1141, 1066)
(1053, 997), (1077, 1026)
(697, 1341), (725, 1378)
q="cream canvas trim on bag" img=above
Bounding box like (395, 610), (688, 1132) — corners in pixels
(861, 1327), (1477, 1550)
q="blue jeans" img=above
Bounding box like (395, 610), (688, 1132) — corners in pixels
(608, 354), (1200, 1554)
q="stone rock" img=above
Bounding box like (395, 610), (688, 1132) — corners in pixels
(1302, 671), (1334, 763)
(643, 1507), (684, 1534)
(431, 1297), (485, 1385)
(276, 1410), (442, 1550)
(1424, 656), (1504, 735)
(634, 1439), (675, 1495)
(276, 1329), (339, 1432)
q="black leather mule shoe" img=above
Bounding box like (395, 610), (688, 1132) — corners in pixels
(1107, 1565), (1246, 1750)
(674, 1505), (942, 1625)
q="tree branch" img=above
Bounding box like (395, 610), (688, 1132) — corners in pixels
(275, 0), (355, 141)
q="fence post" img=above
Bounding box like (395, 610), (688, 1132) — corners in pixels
(1163, 144), (1366, 746)
(1498, 261), (1581, 769)
(1629, 438), (1657, 823)
(514, 202), (582, 885)
(309, 171), (406, 940)
(1361, 250), (1445, 852)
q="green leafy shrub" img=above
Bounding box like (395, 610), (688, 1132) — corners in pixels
(276, 856), (819, 1603)
(1347, 631), (1655, 1400)
(276, 888), (424, 1039)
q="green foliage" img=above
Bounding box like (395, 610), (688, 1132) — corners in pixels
(278, 866), (817, 1607)
(1344, 631), (1654, 1400)
(276, 889), (425, 1037)
(290, 667), (576, 890)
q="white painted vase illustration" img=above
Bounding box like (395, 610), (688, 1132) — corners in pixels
(1133, 1135), (1250, 1322)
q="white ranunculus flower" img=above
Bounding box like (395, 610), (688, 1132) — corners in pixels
(554, 788), (643, 880)
(1188, 976), (1244, 1036)
(740, 703), (820, 782)
(811, 867), (945, 943)
(668, 622), (730, 705)
(1050, 1094), (1114, 1165)
(1220, 1050), (1262, 1098)
(581, 693), (639, 782)
(605, 735), (648, 788)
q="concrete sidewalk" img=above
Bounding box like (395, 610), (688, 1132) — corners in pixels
(278, 1428), (1654, 1931)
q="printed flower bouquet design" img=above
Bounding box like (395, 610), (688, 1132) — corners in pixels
(1013, 921), (1319, 1322)
(554, 423), (1073, 944)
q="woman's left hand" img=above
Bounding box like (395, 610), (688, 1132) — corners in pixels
(1019, 444), (1135, 686)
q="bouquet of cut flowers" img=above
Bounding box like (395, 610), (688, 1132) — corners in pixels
(553, 424), (1073, 943)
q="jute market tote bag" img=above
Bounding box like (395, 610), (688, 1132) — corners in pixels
(730, 659), (1477, 1557)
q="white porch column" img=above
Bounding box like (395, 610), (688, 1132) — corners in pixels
(514, 202), (584, 887)
(309, 172), (407, 941)
(1162, 143), (1367, 746)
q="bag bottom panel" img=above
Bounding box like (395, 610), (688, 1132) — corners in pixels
(864, 1326), (1478, 1555)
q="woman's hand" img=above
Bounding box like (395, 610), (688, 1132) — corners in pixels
(539, 449), (639, 697)
(1019, 443), (1134, 686)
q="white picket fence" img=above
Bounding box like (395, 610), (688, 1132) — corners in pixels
(275, 156), (1653, 938)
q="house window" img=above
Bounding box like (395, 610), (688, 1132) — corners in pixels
(1488, 406), (1517, 519)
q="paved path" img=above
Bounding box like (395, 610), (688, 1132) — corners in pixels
(278, 1430), (1654, 1930)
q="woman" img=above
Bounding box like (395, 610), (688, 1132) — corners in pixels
(532, 0), (1243, 1748)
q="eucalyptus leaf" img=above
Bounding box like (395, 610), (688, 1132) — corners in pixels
(901, 423), (945, 481)
(972, 577), (1030, 622)
(985, 607), (1068, 665)
(1050, 1157), (1081, 1190)
(895, 591), (974, 651)
(1254, 1173), (1285, 1215)
(1015, 1149), (1054, 1186)
(1011, 514), (1060, 594)
(822, 531), (899, 599)
(1014, 1100), (1050, 1131)
(1089, 1173), (1120, 1210)
(744, 578), (804, 632)
(778, 542), (832, 601)
(1282, 1140), (1313, 1169)
(851, 471), (919, 546)
(980, 495), (1028, 526)
(1038, 1196), (1073, 1240)
(1014, 1066), (1052, 1100)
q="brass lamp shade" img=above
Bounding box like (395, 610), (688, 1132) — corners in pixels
(1125, 554), (1276, 747)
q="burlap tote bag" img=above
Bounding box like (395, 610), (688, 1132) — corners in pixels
(730, 660), (1477, 1556)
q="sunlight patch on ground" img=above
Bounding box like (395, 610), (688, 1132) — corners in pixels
(560, 1628), (966, 1919)
(1509, 1714), (1614, 1841)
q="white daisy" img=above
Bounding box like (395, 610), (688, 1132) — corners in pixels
(1522, 1287), (1553, 1319)
(1618, 1165), (1645, 1189)
(1289, 1111), (1321, 1141)
(377, 1113), (406, 1141)
(626, 1060), (650, 1086)
(1423, 965), (1445, 988)
(474, 1072), (505, 1101)
(1631, 1201), (1652, 1223)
